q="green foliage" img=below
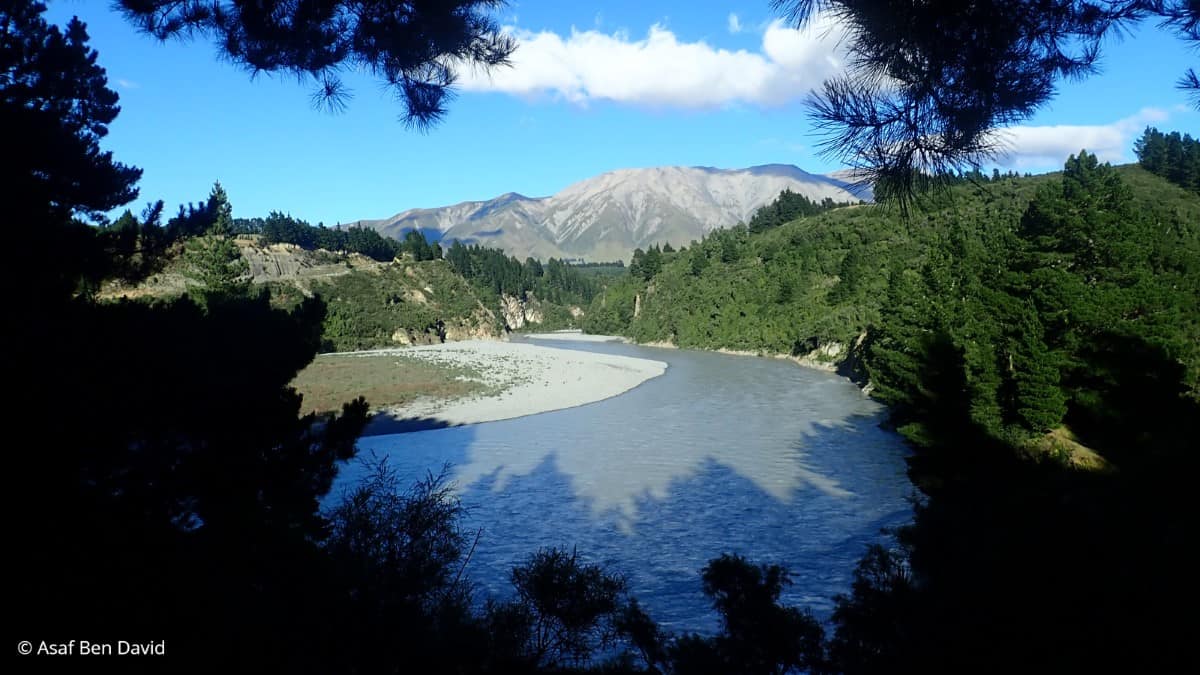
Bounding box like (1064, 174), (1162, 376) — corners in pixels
(166, 198), (217, 239)
(593, 155), (1200, 458)
(183, 235), (250, 301)
(689, 247), (709, 277)
(588, 191), (912, 355)
(489, 548), (628, 670)
(617, 554), (827, 675)
(305, 260), (497, 352)
(117, 0), (515, 126)
(206, 180), (234, 235)
(324, 460), (483, 673)
(568, 260), (627, 277)
(826, 245), (868, 304)
(869, 152), (1200, 452)
(1135, 126), (1200, 194)
(17, 0), (1200, 668)
(774, 0), (1200, 203)
(259, 212), (435, 262)
(581, 275), (642, 336)
(2, 2), (141, 223)
(630, 245), (665, 281)
(4, 1), (143, 297)
(747, 188), (852, 233)
(444, 240), (600, 306)
(827, 543), (916, 673)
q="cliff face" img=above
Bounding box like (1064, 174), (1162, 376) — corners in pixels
(496, 292), (587, 333)
(101, 235), (596, 351)
(311, 260), (507, 352)
(498, 293), (546, 331)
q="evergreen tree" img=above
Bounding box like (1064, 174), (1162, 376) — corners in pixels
(3, 1), (142, 297)
(641, 245), (663, 280)
(117, 0), (515, 126)
(720, 234), (739, 263)
(827, 246), (867, 304)
(1007, 304), (1068, 432)
(1136, 127), (1200, 194)
(1134, 126), (1168, 175)
(773, 0), (1200, 200)
(206, 180), (234, 235)
(8, 5), (372, 667)
(690, 248), (709, 277)
(2, 2), (141, 224)
(184, 235), (250, 301)
(629, 248), (646, 279)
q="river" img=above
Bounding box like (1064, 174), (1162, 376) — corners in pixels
(331, 336), (912, 633)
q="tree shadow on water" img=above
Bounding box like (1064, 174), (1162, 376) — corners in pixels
(446, 413), (913, 635)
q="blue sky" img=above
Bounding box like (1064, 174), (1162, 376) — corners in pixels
(47, 1), (1198, 226)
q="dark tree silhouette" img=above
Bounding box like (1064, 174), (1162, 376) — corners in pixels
(116, 0), (516, 126)
(1135, 126), (1200, 193)
(488, 547), (629, 669)
(2, 1), (144, 296)
(6, 5), (372, 669)
(772, 0), (1200, 201)
(2, 2), (141, 222)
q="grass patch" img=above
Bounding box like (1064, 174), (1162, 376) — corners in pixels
(292, 353), (490, 415)
(1021, 426), (1114, 473)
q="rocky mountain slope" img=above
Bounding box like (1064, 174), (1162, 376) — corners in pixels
(355, 164), (866, 261)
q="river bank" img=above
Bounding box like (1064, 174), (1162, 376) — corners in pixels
(632, 337), (842, 373)
(344, 340), (667, 434)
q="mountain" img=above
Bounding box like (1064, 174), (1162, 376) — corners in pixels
(354, 164), (866, 261)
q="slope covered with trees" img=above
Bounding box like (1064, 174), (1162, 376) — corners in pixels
(1135, 126), (1200, 194)
(251, 211), (443, 262)
(586, 150), (1200, 671)
(444, 240), (602, 306)
(589, 157), (1200, 435)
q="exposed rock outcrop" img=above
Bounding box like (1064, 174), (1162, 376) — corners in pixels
(391, 321), (445, 346)
(499, 293), (546, 331)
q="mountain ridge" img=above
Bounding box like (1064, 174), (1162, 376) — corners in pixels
(353, 164), (868, 261)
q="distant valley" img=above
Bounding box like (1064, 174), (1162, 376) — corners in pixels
(353, 164), (868, 261)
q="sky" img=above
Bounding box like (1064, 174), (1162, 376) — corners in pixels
(46, 1), (1199, 226)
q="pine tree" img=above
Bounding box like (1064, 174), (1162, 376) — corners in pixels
(629, 248), (646, 280)
(642, 246), (663, 280)
(3, 1), (143, 297)
(773, 1), (1200, 201)
(206, 180), (234, 235)
(1134, 127), (1168, 174)
(117, 1), (515, 126)
(1007, 305), (1067, 433)
(690, 248), (709, 277)
(827, 246), (867, 304)
(185, 236), (250, 301)
(720, 235), (739, 263)
(3, 3), (142, 223)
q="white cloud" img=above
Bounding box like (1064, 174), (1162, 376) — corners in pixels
(117, 78), (140, 90)
(452, 14), (848, 109)
(728, 13), (742, 34)
(993, 108), (1171, 168)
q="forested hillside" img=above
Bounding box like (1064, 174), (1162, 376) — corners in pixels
(1134, 126), (1200, 194)
(100, 193), (604, 349)
(585, 150), (1200, 671)
(589, 158), (1200, 443)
